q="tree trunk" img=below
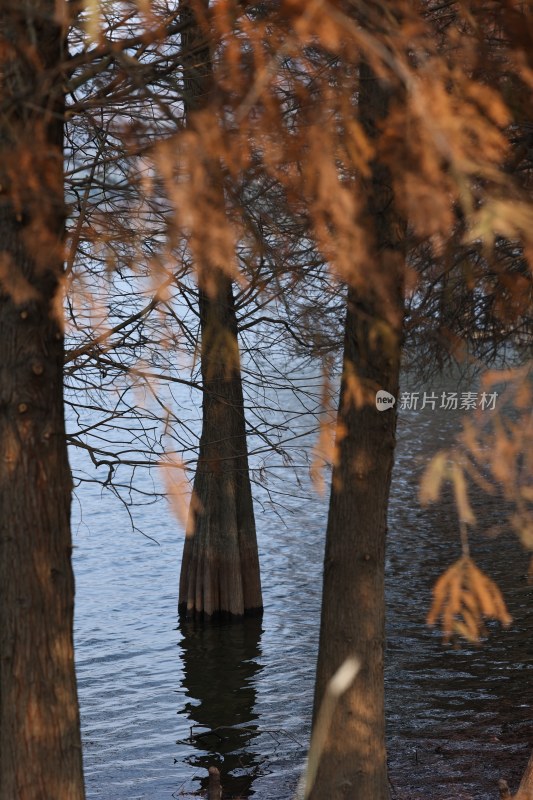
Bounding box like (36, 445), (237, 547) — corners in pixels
(309, 61), (404, 800)
(179, 279), (262, 617)
(0, 4), (85, 798)
(178, 1), (262, 618)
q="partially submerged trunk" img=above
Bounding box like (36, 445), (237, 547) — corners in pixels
(178, 1), (262, 618)
(309, 61), (405, 800)
(179, 278), (262, 617)
(308, 290), (402, 800)
(0, 5), (85, 798)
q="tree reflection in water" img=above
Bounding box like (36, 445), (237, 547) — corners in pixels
(177, 616), (264, 798)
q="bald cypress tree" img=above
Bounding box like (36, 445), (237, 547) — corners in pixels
(0, 2), (85, 797)
(309, 59), (405, 800)
(178, 0), (262, 619)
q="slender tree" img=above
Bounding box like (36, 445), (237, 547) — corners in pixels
(309, 58), (405, 800)
(178, 0), (262, 618)
(0, 1), (85, 797)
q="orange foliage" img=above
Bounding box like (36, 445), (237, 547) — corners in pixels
(427, 556), (512, 644)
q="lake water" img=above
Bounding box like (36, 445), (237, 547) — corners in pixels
(72, 374), (533, 799)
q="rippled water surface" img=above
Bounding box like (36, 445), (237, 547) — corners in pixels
(72, 375), (533, 799)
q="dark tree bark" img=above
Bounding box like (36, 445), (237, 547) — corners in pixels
(178, 0), (262, 618)
(309, 61), (405, 800)
(0, 3), (85, 798)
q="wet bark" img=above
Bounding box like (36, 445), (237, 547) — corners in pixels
(178, 1), (262, 618)
(0, 4), (85, 799)
(309, 61), (405, 800)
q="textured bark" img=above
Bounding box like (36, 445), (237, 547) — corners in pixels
(309, 61), (404, 800)
(178, 1), (262, 618)
(0, 3), (85, 799)
(179, 279), (262, 617)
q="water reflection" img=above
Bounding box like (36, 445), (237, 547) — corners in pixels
(177, 616), (264, 798)
(74, 365), (533, 799)
(385, 395), (533, 798)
